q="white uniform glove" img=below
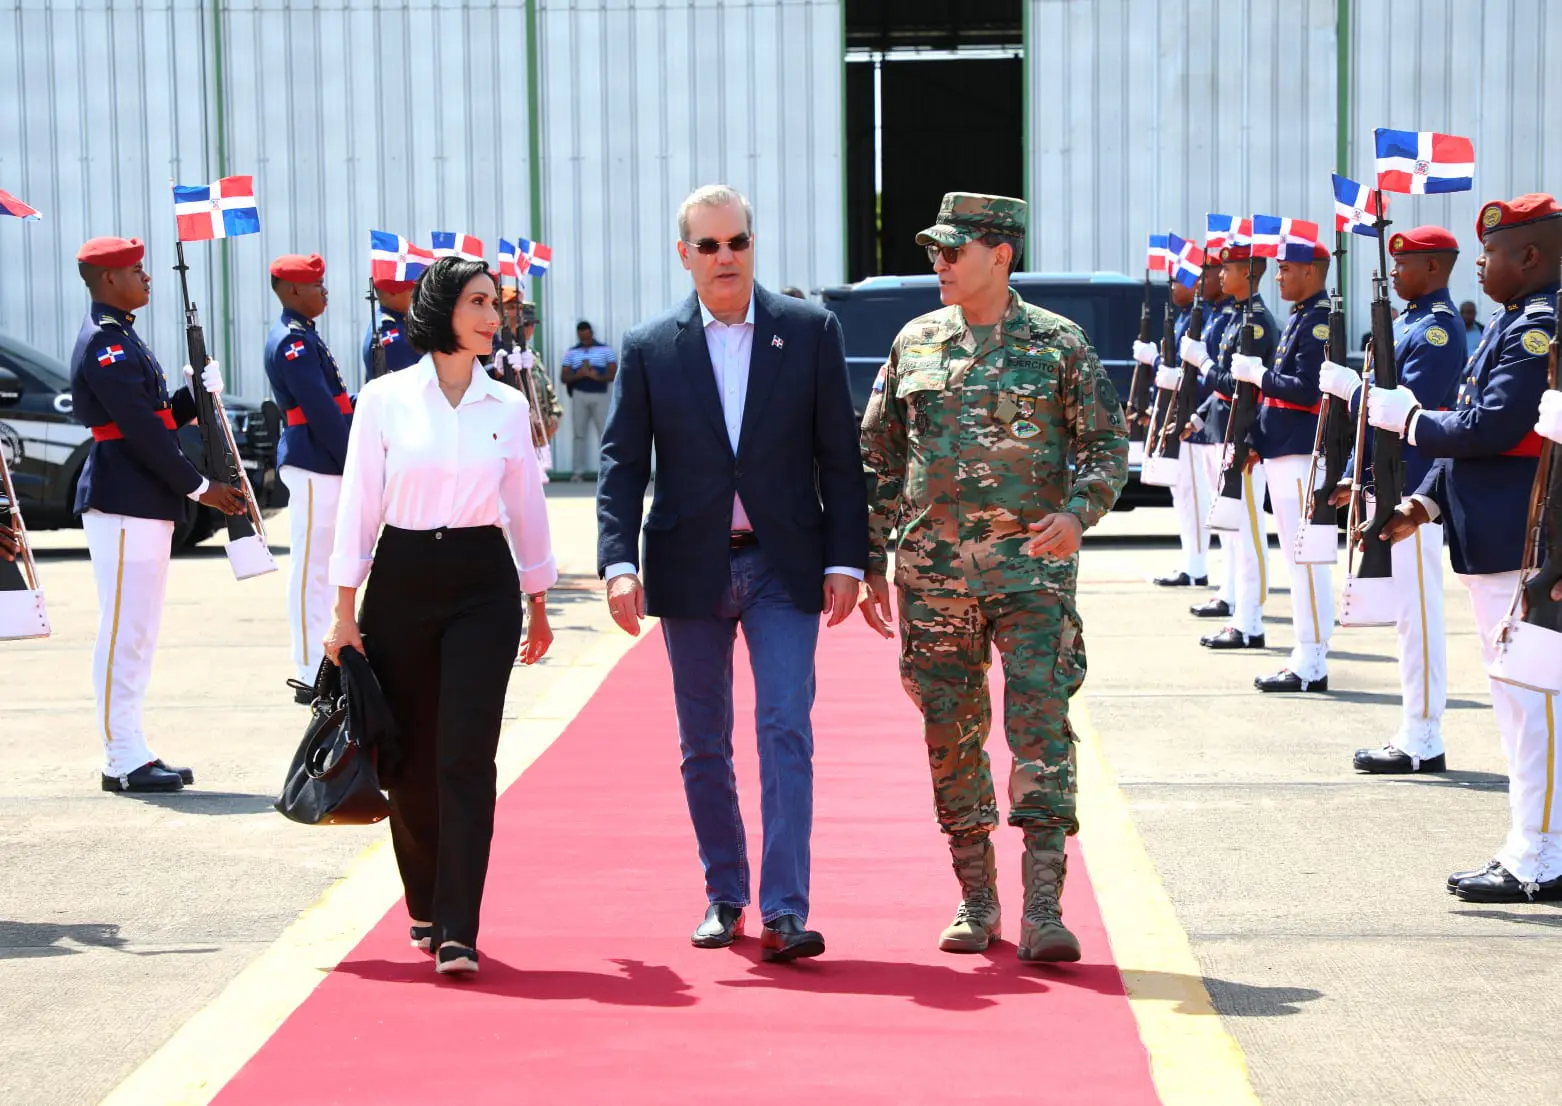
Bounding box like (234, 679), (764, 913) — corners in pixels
(1535, 389), (1562, 445)
(1318, 360), (1360, 401)
(1132, 339), (1158, 366)
(1154, 364), (1180, 390)
(1367, 384), (1420, 434)
(183, 361), (224, 397)
(507, 348), (535, 372)
(1179, 334), (1211, 370)
(1230, 353), (1266, 387)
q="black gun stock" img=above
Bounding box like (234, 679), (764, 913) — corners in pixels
(1353, 272), (1404, 583)
(1127, 275), (1154, 438)
(1518, 278), (1562, 632)
(366, 280), (388, 381)
(1303, 261), (1357, 526)
(1165, 292), (1208, 462)
(1215, 268), (1261, 503)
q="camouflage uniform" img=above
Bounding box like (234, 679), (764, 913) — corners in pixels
(861, 193), (1128, 960)
(520, 301), (563, 441)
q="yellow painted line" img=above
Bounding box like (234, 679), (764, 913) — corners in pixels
(1073, 697), (1261, 1106)
(99, 627), (646, 1106)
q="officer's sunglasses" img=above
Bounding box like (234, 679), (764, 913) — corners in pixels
(927, 244), (965, 265)
(684, 233), (753, 255)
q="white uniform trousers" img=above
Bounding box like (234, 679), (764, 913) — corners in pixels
(1391, 522), (1447, 758)
(1170, 448), (1210, 580)
(1189, 443), (1234, 605)
(83, 511), (175, 777)
(1209, 455), (1270, 637)
(280, 466), (341, 686)
(1263, 453), (1332, 680)
(1462, 571), (1562, 883)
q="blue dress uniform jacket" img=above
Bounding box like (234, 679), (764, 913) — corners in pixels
(360, 307), (419, 379)
(1191, 295), (1276, 446)
(265, 308), (352, 474)
(1148, 304), (1195, 376)
(1254, 291), (1329, 459)
(69, 303), (203, 522)
(1414, 282), (1558, 575)
(1186, 298), (1238, 445)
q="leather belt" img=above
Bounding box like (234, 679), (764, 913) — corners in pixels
(729, 530), (758, 549)
(285, 393), (354, 426)
(91, 407), (177, 441)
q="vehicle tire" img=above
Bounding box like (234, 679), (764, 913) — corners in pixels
(173, 506), (217, 551)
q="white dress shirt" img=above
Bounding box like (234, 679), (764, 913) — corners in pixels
(605, 292), (862, 583)
(329, 354), (558, 594)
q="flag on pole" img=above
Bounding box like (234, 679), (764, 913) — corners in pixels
(172, 176), (260, 241)
(1374, 128), (1475, 194)
(432, 232), (485, 261)
(0, 189), (41, 220)
(519, 238), (552, 276)
(1166, 233), (1205, 288)
(1205, 213), (1251, 254)
(1251, 215), (1321, 260)
(370, 230), (435, 282)
(497, 239), (519, 279)
(1146, 233), (1170, 273)
(1332, 173), (1387, 237)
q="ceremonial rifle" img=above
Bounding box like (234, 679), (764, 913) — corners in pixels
(173, 242), (276, 580)
(1140, 266), (1206, 486)
(365, 279), (388, 381)
(1164, 272), (1208, 463)
(0, 435), (50, 639)
(1126, 271), (1154, 440)
(1295, 230), (1359, 563)
(1207, 255), (1261, 529)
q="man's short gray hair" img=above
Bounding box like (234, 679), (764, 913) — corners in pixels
(677, 184), (753, 241)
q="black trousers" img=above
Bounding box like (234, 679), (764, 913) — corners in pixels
(360, 525), (523, 947)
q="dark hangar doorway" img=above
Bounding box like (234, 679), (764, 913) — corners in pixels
(845, 0), (1025, 281)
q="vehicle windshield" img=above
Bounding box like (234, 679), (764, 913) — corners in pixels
(0, 333), (72, 391)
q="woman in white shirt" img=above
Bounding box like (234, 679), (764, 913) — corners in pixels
(325, 256), (557, 976)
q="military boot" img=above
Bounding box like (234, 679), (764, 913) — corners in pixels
(937, 837), (1001, 953)
(1017, 847), (1082, 963)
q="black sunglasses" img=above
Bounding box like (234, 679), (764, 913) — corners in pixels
(926, 243), (965, 266)
(684, 233), (753, 255)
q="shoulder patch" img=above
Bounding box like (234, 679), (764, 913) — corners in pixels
(1311, 323), (1330, 340)
(1425, 325), (1449, 347)
(1521, 328), (1552, 356)
(1252, 324), (1265, 340)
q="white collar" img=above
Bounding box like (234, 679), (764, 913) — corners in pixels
(413, 354), (501, 406)
(698, 291), (756, 329)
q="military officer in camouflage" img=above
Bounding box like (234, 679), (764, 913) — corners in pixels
(859, 193), (1129, 963)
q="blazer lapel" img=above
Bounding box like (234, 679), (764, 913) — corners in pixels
(673, 292), (732, 454)
(737, 287), (783, 457)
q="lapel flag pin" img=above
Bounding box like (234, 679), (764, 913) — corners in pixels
(772, 335), (784, 349)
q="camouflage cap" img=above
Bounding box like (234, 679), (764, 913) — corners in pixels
(521, 300), (538, 325)
(916, 193), (1027, 247)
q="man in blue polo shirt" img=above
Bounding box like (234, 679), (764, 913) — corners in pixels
(560, 319), (617, 482)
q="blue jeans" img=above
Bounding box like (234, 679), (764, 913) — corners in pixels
(659, 545), (819, 924)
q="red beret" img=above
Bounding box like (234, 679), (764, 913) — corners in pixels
(76, 236), (144, 268)
(1478, 193), (1562, 239)
(1389, 226), (1459, 255)
(372, 277), (416, 294)
(270, 253), (325, 282)
(1313, 241), (1330, 260)
(1220, 244), (1253, 263)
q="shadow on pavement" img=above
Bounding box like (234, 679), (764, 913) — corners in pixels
(1328, 691), (1487, 710)
(1123, 969), (1323, 1016)
(0, 920), (219, 959)
(334, 955), (699, 1006)
(116, 791), (281, 815)
(1452, 907), (1562, 927)
(1388, 770), (1509, 793)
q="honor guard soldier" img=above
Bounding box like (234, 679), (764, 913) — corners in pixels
(495, 290), (563, 479)
(1239, 239), (1334, 692)
(1372, 194), (1562, 901)
(363, 276), (419, 379)
(860, 194), (1129, 962)
(264, 252), (353, 700)
(70, 236), (246, 792)
(1185, 244), (1277, 649)
(1321, 227), (1467, 769)
(1180, 268), (1241, 620)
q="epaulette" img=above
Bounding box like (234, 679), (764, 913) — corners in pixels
(286, 319), (309, 332)
(97, 315), (124, 329)
(1430, 301), (1455, 314)
(1524, 297), (1555, 318)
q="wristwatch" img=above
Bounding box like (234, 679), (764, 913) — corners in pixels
(526, 592), (548, 606)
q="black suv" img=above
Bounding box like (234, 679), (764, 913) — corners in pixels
(819, 271), (1173, 509)
(0, 331), (287, 548)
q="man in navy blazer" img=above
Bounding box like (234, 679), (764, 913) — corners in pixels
(596, 185), (868, 961)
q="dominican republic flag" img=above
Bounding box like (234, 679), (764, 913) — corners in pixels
(96, 345), (126, 366)
(172, 176), (260, 241)
(1252, 215), (1321, 260)
(283, 341), (306, 361)
(1166, 233), (1205, 288)
(1332, 173), (1387, 237)
(0, 189), (40, 220)
(519, 238), (552, 276)
(1146, 233), (1170, 273)
(1205, 213), (1251, 254)
(370, 230), (434, 282)
(432, 232), (485, 261)
(1374, 129), (1475, 194)
(497, 239), (519, 279)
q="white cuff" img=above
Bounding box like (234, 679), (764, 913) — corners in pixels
(1411, 493), (1440, 523)
(1407, 409), (1422, 447)
(328, 556), (374, 589)
(519, 556), (559, 595)
(825, 565), (865, 581)
(186, 477), (209, 502)
(604, 561), (638, 581)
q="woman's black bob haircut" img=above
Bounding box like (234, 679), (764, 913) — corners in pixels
(405, 257), (498, 355)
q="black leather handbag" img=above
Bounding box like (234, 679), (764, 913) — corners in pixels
(275, 648), (392, 826)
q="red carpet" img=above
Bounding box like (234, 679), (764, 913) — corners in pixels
(215, 621), (1160, 1105)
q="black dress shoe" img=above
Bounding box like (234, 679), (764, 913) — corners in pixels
(1453, 865), (1562, 903)
(1200, 626), (1265, 649)
(1190, 598), (1232, 618)
(101, 761), (184, 793)
(1154, 572), (1209, 587)
(691, 904), (745, 948)
(1353, 746), (1446, 774)
(1254, 669), (1328, 693)
(760, 914), (825, 963)
(1447, 859), (1502, 892)
(153, 759), (195, 785)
